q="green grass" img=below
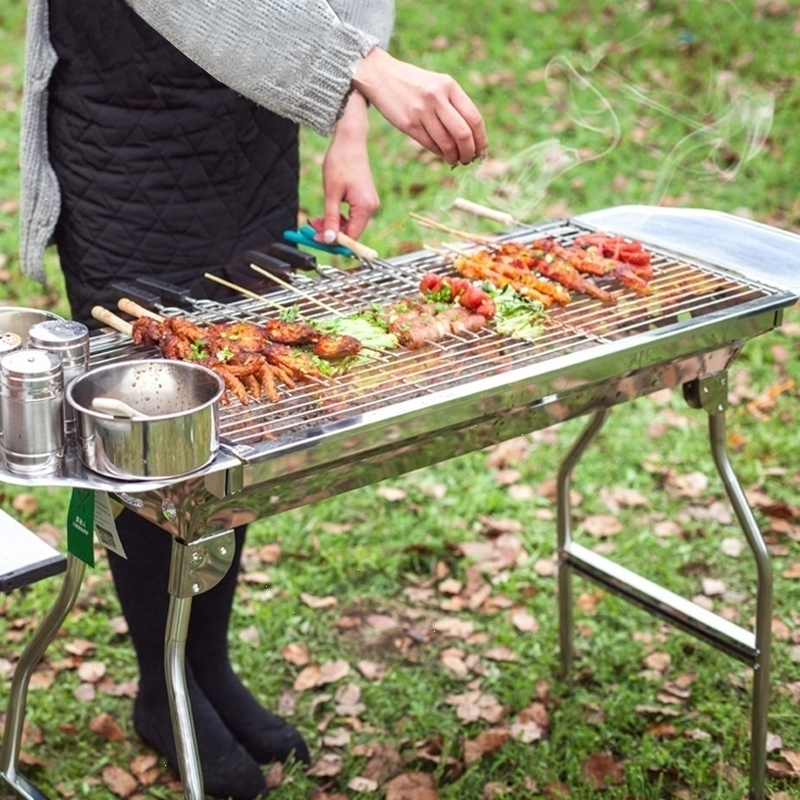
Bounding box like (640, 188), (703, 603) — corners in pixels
(2, 0), (800, 798)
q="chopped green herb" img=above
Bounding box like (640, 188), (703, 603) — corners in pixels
(279, 305), (301, 322)
(486, 284), (547, 341)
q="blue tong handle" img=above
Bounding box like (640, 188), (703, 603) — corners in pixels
(283, 225), (354, 257)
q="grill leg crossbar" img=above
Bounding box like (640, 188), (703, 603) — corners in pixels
(557, 373), (773, 800)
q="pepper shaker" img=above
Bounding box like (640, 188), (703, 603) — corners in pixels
(28, 319), (90, 436)
(0, 349), (65, 475)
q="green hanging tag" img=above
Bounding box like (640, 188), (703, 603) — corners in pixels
(67, 488), (96, 566)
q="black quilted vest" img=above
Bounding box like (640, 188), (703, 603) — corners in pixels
(47, 0), (300, 326)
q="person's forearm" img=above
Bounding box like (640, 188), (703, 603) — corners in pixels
(334, 91), (370, 142)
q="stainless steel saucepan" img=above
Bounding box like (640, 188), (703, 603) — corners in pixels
(67, 359), (224, 479)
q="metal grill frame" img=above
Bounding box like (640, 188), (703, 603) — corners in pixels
(2, 210), (798, 800)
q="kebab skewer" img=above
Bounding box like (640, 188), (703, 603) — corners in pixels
(414, 207), (654, 303)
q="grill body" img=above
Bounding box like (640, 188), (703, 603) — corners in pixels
(2, 209), (798, 800)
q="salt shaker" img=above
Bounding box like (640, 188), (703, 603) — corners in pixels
(28, 319), (90, 436)
(0, 331), (22, 357)
(0, 349), (65, 475)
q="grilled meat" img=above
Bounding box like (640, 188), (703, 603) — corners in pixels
(263, 319), (321, 345)
(380, 297), (488, 350)
(448, 236), (654, 305)
(312, 334), (362, 359)
(130, 315), (337, 405)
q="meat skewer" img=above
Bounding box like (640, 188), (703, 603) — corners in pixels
(444, 201), (655, 301)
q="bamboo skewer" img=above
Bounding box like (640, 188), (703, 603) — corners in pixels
(91, 305), (133, 337)
(408, 211), (497, 245)
(247, 264), (345, 318)
(117, 297), (163, 321)
(206, 271), (393, 359)
(452, 197), (517, 227)
(336, 231), (379, 262)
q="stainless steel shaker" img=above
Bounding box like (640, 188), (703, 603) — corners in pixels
(0, 332), (22, 357)
(28, 319), (90, 435)
(0, 349), (65, 475)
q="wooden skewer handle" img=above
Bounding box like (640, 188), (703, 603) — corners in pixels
(336, 232), (379, 262)
(117, 297), (163, 321)
(91, 306), (133, 337)
(453, 197), (515, 227)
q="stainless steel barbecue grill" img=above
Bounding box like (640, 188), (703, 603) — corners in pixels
(1, 207), (798, 800)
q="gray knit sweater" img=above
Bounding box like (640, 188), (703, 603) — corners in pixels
(19, 0), (394, 282)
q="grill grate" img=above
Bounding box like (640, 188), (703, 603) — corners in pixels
(87, 219), (788, 449)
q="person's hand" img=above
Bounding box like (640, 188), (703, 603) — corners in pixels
(352, 48), (488, 166)
(310, 91), (380, 246)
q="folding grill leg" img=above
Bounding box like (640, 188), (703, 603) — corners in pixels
(165, 530), (236, 800)
(707, 409), (772, 800)
(555, 376), (772, 799)
(556, 409), (610, 678)
(0, 554), (86, 800)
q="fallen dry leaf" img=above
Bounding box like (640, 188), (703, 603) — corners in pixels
(781, 749), (800, 772)
(129, 753), (160, 786)
(317, 659), (350, 686)
(701, 578), (726, 596)
(431, 617), (475, 639)
(485, 437), (529, 468)
(356, 660), (386, 681)
(484, 646), (519, 662)
(642, 652), (671, 673)
(300, 593), (338, 610)
(101, 765), (137, 798)
(533, 558), (557, 577)
(64, 639), (97, 657)
(11, 493), (39, 516)
(238, 625), (260, 646)
(647, 722), (679, 737)
(294, 665), (321, 691)
(440, 651), (469, 678)
(281, 642), (311, 666)
(510, 608), (539, 633)
(582, 752), (625, 789)
(258, 543), (281, 563)
(511, 718), (544, 743)
(361, 742), (403, 784)
(73, 683), (96, 703)
(463, 728), (510, 766)
(542, 780), (570, 798)
(348, 776), (379, 792)
(365, 613), (400, 630)
(264, 761), (284, 789)
(666, 471), (709, 498)
(721, 537), (746, 557)
(306, 753), (343, 777)
(456, 532), (526, 574)
(89, 712), (125, 742)
(783, 563), (800, 579)
(322, 728), (352, 748)
(383, 772), (438, 800)
(580, 514), (623, 538)
(376, 486), (406, 502)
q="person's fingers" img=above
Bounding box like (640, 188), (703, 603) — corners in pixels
(321, 198), (344, 244)
(448, 87), (488, 159)
(419, 111), (459, 165)
(343, 202), (374, 240)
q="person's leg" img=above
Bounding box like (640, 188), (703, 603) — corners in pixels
(186, 526), (310, 765)
(106, 510), (268, 799)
